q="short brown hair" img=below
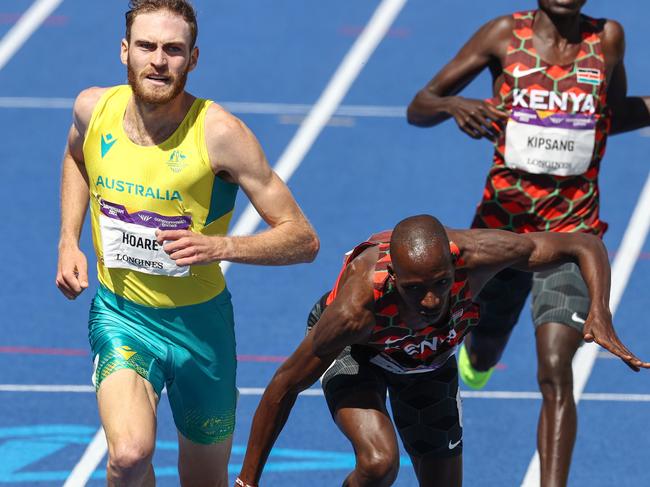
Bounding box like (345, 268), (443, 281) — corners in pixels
(125, 0), (198, 48)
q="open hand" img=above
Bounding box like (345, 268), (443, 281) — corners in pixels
(584, 313), (650, 372)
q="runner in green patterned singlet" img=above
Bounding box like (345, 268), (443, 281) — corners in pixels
(407, 1), (650, 485)
(235, 215), (647, 487)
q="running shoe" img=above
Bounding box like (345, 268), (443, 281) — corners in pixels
(458, 344), (494, 390)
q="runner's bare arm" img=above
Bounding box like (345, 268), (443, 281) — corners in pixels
(56, 88), (105, 300)
(310, 248), (377, 357)
(237, 333), (340, 486)
(451, 229), (650, 371)
(601, 21), (650, 134)
(157, 105), (319, 266)
(238, 256), (375, 485)
(407, 16), (511, 139)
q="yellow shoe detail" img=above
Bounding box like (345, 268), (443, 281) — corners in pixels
(458, 344), (494, 390)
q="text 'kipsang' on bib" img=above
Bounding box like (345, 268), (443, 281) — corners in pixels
(505, 106), (596, 176)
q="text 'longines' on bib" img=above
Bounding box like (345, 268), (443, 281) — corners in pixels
(504, 108), (596, 176)
(98, 199), (192, 277)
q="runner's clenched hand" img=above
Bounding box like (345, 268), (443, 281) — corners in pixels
(445, 97), (509, 141)
(56, 245), (89, 300)
(156, 229), (231, 266)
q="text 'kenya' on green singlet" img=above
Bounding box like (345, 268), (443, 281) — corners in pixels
(326, 231), (480, 374)
(474, 10), (610, 236)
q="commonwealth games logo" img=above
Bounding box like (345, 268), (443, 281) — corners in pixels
(166, 150), (188, 173)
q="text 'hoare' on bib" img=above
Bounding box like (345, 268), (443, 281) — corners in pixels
(98, 198), (192, 277)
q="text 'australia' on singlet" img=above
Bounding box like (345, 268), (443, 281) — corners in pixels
(326, 231), (480, 375)
(83, 85), (239, 308)
(474, 10), (609, 236)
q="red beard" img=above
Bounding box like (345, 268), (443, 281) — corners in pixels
(127, 60), (189, 105)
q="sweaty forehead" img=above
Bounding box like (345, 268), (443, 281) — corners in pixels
(130, 10), (192, 44)
(392, 239), (452, 274)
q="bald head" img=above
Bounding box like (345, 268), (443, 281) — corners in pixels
(388, 215), (454, 326)
(390, 215), (451, 272)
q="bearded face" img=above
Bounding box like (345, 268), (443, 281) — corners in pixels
(127, 55), (190, 105)
(121, 10), (198, 106)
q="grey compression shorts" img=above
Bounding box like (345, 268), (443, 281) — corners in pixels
(472, 262), (589, 339)
(307, 294), (463, 459)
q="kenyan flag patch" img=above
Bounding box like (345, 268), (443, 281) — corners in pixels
(576, 67), (601, 85)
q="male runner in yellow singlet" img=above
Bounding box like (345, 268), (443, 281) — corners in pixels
(55, 1), (318, 485)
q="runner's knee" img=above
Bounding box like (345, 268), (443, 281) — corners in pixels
(467, 333), (509, 370)
(108, 440), (154, 479)
(537, 349), (574, 399)
(355, 448), (399, 485)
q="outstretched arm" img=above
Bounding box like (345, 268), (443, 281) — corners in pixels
(237, 333), (339, 486)
(237, 253), (376, 485)
(454, 229), (650, 371)
(158, 105), (319, 267)
(406, 16), (511, 139)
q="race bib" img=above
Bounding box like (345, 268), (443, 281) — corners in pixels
(369, 347), (457, 375)
(98, 199), (192, 277)
(504, 108), (596, 176)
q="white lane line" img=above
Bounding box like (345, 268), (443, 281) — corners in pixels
(226, 102), (405, 118)
(64, 0), (407, 483)
(0, 97), (407, 117)
(238, 387), (325, 397)
(521, 171), (650, 487)
(0, 0), (63, 71)
(0, 96), (75, 108)
(223, 0), (407, 273)
(5, 385), (650, 402)
(580, 393), (650, 402)
(463, 391), (650, 402)
(63, 428), (108, 487)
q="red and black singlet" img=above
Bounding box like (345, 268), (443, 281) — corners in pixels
(327, 231), (479, 374)
(473, 10), (610, 236)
